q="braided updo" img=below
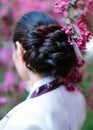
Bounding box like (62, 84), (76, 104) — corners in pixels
(13, 11), (77, 78)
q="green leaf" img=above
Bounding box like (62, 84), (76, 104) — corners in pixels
(0, 2), (2, 7)
(68, 6), (72, 15)
(74, 15), (80, 19)
(71, 31), (79, 38)
(62, 17), (71, 24)
(0, 68), (4, 84)
(70, 0), (77, 5)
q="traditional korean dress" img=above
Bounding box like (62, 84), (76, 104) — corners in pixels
(0, 76), (86, 130)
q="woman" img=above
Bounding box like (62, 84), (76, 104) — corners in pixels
(0, 11), (86, 130)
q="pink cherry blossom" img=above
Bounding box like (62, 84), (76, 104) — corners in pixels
(4, 70), (16, 85)
(0, 96), (8, 106)
(54, 0), (70, 16)
(76, 19), (91, 50)
(0, 46), (13, 66)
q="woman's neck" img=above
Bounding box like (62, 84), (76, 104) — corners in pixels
(25, 72), (43, 92)
(25, 74), (55, 93)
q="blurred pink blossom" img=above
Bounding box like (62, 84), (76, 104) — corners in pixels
(0, 83), (9, 92)
(0, 96), (8, 106)
(0, 47), (13, 65)
(0, 0), (9, 4)
(4, 70), (16, 85)
(0, 70), (16, 92)
(0, 48), (9, 64)
(76, 56), (85, 68)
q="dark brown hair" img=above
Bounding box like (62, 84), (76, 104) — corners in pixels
(13, 11), (77, 78)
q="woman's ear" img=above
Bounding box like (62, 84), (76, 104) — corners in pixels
(15, 41), (25, 61)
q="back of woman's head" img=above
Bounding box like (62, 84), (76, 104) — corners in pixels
(13, 11), (77, 78)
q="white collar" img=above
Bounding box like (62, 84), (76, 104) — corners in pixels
(27, 76), (55, 99)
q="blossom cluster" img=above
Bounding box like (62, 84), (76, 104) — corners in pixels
(54, 0), (92, 90)
(54, 0), (92, 50)
(76, 19), (91, 50)
(54, 0), (80, 16)
(54, 0), (70, 16)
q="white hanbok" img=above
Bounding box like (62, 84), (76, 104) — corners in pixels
(0, 77), (86, 130)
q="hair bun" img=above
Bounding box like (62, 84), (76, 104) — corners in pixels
(23, 24), (77, 78)
(35, 24), (61, 37)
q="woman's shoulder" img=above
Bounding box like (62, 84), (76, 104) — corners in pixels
(60, 85), (86, 104)
(6, 98), (40, 119)
(60, 85), (86, 113)
(0, 99), (43, 130)
(60, 86), (86, 129)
